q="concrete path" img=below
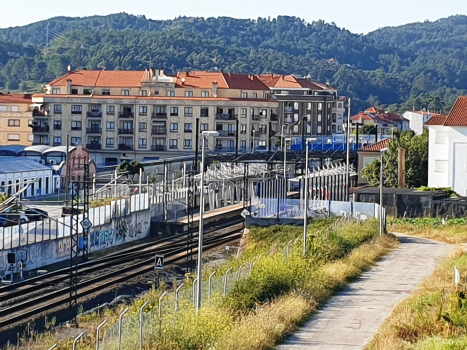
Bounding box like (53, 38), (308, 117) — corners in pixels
(277, 233), (452, 350)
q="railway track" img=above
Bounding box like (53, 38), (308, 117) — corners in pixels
(0, 216), (243, 329)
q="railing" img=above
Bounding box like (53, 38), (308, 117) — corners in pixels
(118, 111), (134, 118)
(86, 128), (102, 134)
(118, 128), (134, 135)
(215, 114), (238, 120)
(151, 127), (167, 135)
(118, 144), (134, 150)
(70, 127), (82, 131)
(215, 146), (236, 152)
(252, 115), (261, 120)
(32, 141), (49, 145)
(169, 145), (178, 149)
(32, 126), (49, 133)
(86, 143), (102, 150)
(151, 145), (167, 151)
(87, 111), (102, 118)
(152, 112), (167, 119)
(32, 110), (47, 116)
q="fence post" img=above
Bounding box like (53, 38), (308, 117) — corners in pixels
(236, 263), (248, 279)
(73, 332), (85, 350)
(192, 277), (198, 306)
(249, 256), (258, 274)
(159, 291), (168, 318)
(286, 239), (294, 259)
(48, 345), (58, 350)
(96, 319), (107, 350)
(208, 271), (216, 306)
(139, 301), (149, 350)
(118, 308), (129, 350)
(223, 267), (233, 295)
(175, 283), (185, 312)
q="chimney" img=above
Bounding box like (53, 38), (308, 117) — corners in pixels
(213, 81), (218, 97)
(150, 67), (155, 78)
(66, 79), (72, 95)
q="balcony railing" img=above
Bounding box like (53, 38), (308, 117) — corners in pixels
(215, 114), (238, 121)
(86, 128), (102, 134)
(87, 111), (102, 118)
(215, 146), (236, 152)
(118, 128), (134, 134)
(32, 126), (50, 133)
(118, 111), (134, 118)
(151, 145), (167, 151)
(169, 144), (178, 149)
(86, 143), (102, 150)
(118, 144), (134, 151)
(32, 140), (49, 145)
(271, 113), (279, 121)
(151, 127), (167, 135)
(152, 112), (167, 119)
(252, 115), (261, 120)
(33, 110), (48, 117)
(53, 142), (61, 146)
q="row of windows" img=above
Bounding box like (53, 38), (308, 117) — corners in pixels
(0, 105), (20, 112)
(285, 102), (333, 111)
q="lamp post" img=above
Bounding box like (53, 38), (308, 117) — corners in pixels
(303, 137), (317, 255)
(379, 147), (389, 236)
(251, 128), (256, 153)
(344, 98), (351, 201)
(196, 130), (219, 313)
(283, 138), (291, 179)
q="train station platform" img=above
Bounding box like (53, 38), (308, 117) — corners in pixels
(176, 202), (245, 224)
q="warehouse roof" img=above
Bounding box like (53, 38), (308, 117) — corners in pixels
(0, 157), (51, 174)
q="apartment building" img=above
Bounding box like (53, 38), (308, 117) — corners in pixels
(0, 93), (33, 146)
(258, 74), (342, 141)
(351, 107), (408, 136)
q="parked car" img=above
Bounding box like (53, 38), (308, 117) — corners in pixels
(0, 213), (30, 226)
(24, 209), (48, 221)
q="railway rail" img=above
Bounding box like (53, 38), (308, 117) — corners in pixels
(0, 216), (243, 329)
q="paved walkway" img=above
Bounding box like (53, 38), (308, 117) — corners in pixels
(277, 233), (452, 350)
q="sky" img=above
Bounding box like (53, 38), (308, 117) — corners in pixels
(1, 0), (467, 34)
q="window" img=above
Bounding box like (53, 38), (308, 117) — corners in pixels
(240, 124), (247, 134)
(8, 119), (20, 127)
(106, 121), (115, 131)
(201, 123), (209, 131)
(170, 123), (178, 132)
(90, 104), (101, 112)
(265, 93), (270, 99)
(201, 107), (209, 117)
(260, 109), (267, 117)
(139, 122), (147, 131)
(240, 140), (246, 150)
(169, 139), (178, 149)
(8, 134), (20, 141)
(54, 104), (62, 114)
(53, 136), (62, 146)
(71, 121), (82, 130)
(156, 106), (167, 115)
(54, 120), (62, 130)
(184, 123), (193, 133)
(259, 125), (267, 134)
(241, 92), (248, 98)
(294, 102), (299, 110)
(258, 140), (266, 147)
(11, 105), (19, 112)
(139, 138), (147, 148)
(184, 139), (192, 149)
(201, 91), (209, 97)
(185, 91), (193, 97)
(167, 90), (175, 97)
(121, 89), (130, 96)
(139, 106), (148, 116)
(184, 107), (193, 117)
(170, 107), (178, 116)
(317, 125), (322, 134)
(71, 105), (82, 114)
(28, 134), (33, 142)
(139, 90), (147, 96)
(253, 93), (258, 98)
(107, 106), (115, 115)
(0, 105), (6, 111)
(52, 88), (60, 94)
(154, 90), (160, 95)
(318, 103), (323, 110)
(307, 103), (312, 110)
(241, 108), (247, 118)
(106, 138), (115, 148)
(83, 88), (92, 95)
(71, 137), (82, 146)
(338, 102), (343, 108)
(71, 89), (78, 94)
(102, 89), (110, 96)
(318, 114), (322, 122)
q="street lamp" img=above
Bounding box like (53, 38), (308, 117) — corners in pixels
(196, 130), (219, 313)
(303, 137), (317, 255)
(379, 147), (389, 236)
(251, 128), (256, 153)
(283, 138), (291, 179)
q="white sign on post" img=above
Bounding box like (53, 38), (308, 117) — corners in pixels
(155, 254), (164, 270)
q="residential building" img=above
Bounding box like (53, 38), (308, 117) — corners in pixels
(32, 68), (280, 165)
(0, 93), (33, 146)
(356, 138), (390, 185)
(351, 107), (408, 137)
(403, 110), (443, 135)
(425, 97), (467, 194)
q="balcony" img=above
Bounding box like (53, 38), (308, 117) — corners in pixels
(86, 127), (102, 134)
(151, 145), (167, 151)
(118, 111), (134, 118)
(169, 144), (178, 150)
(271, 113), (279, 121)
(151, 127), (167, 135)
(118, 128), (134, 135)
(252, 115), (261, 121)
(87, 111), (102, 118)
(215, 114), (238, 121)
(33, 110), (47, 117)
(32, 125), (50, 133)
(152, 112), (167, 119)
(118, 144), (134, 151)
(71, 127), (82, 131)
(32, 140), (49, 145)
(216, 130), (236, 137)
(215, 146), (235, 152)
(86, 143), (102, 150)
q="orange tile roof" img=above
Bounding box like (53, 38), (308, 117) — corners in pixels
(176, 71), (269, 90)
(49, 70), (146, 88)
(425, 115), (448, 126)
(0, 93), (32, 104)
(359, 138), (390, 152)
(351, 112), (375, 121)
(258, 74), (325, 90)
(444, 96), (467, 126)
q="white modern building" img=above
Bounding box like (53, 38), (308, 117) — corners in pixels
(426, 96), (467, 195)
(403, 110), (441, 135)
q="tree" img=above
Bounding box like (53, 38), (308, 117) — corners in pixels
(116, 160), (144, 182)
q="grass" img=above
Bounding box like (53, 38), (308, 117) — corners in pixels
(366, 249), (467, 350)
(388, 218), (467, 244)
(14, 219), (398, 350)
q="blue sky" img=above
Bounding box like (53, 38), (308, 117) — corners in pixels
(2, 0), (467, 34)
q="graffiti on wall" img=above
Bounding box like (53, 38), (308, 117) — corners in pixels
(56, 237), (71, 257)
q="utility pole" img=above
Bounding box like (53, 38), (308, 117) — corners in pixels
(345, 98), (351, 201)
